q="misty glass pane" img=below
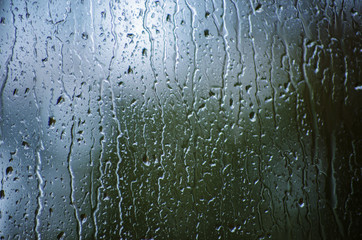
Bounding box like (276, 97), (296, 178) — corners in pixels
(0, 0), (361, 239)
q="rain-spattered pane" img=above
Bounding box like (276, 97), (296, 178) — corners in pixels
(0, 0), (361, 239)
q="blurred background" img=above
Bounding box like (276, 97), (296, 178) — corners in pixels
(0, 0), (361, 239)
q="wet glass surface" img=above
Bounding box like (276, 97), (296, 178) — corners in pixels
(0, 0), (361, 239)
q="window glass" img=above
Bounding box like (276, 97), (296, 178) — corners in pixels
(0, 0), (361, 239)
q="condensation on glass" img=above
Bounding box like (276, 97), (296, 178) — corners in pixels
(0, 0), (361, 239)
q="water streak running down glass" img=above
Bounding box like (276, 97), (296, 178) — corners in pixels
(0, 0), (361, 239)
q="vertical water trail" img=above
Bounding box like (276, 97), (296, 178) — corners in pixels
(291, 28), (312, 236)
(88, 1), (97, 236)
(93, 80), (105, 239)
(107, 0), (124, 234)
(158, 1), (168, 205)
(70, 5), (83, 238)
(26, 4), (45, 239)
(162, 1), (168, 85)
(269, 35), (278, 129)
(57, 43), (72, 101)
(184, 0), (197, 118)
(0, 54), (10, 141)
(279, 149), (292, 238)
(174, 0), (192, 120)
(329, 130), (345, 237)
(34, 150), (44, 240)
(32, 70), (45, 240)
(143, 0), (166, 170)
(89, 0), (95, 54)
(89, 133), (96, 236)
(330, 35), (347, 238)
(210, 0), (225, 115)
(230, 0), (243, 125)
(295, 76), (312, 236)
(247, 0), (265, 232)
(0, 0), (17, 142)
(173, 0), (190, 112)
(247, 1), (261, 107)
(301, 38), (324, 240)
(144, 2), (168, 223)
(220, 0), (230, 237)
(278, 24), (296, 239)
(184, 1), (199, 235)
(267, 34), (280, 230)
(67, 120), (82, 239)
(220, 0), (228, 112)
(143, 0), (158, 211)
(52, 0), (72, 102)
(172, 0), (183, 95)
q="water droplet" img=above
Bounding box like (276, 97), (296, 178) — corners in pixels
(57, 231), (65, 240)
(56, 96), (64, 104)
(101, 11), (106, 19)
(82, 32), (88, 40)
(0, 190), (4, 199)
(48, 117), (56, 127)
(127, 66), (133, 74)
(22, 141), (30, 149)
(6, 167), (13, 175)
(80, 213), (87, 224)
(249, 112), (256, 122)
(166, 14), (171, 22)
(255, 3), (262, 12)
(298, 198), (305, 208)
(143, 153), (150, 166)
(142, 48), (148, 57)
